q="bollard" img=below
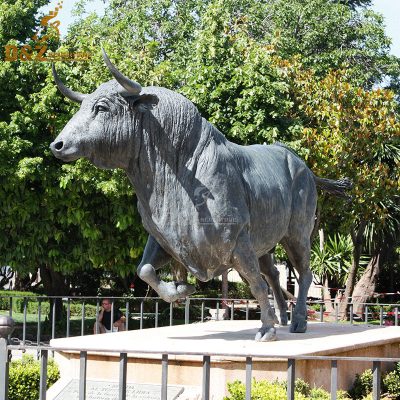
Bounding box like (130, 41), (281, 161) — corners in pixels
(0, 315), (15, 400)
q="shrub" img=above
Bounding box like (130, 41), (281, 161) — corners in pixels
(224, 379), (301, 400)
(0, 291), (48, 314)
(224, 378), (350, 400)
(348, 362), (400, 399)
(309, 387), (330, 399)
(0, 292), (101, 318)
(228, 281), (253, 299)
(382, 362), (400, 398)
(295, 379), (311, 396)
(348, 369), (373, 399)
(158, 303), (207, 323)
(8, 354), (60, 400)
(69, 302), (97, 318)
(308, 303), (322, 312)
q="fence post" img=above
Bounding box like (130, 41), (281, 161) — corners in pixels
(287, 358), (295, 400)
(372, 361), (381, 400)
(185, 298), (190, 324)
(0, 316), (15, 400)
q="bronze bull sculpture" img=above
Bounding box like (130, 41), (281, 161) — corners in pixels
(50, 50), (351, 341)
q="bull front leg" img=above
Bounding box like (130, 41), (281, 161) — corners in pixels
(137, 235), (196, 302)
(232, 232), (277, 341)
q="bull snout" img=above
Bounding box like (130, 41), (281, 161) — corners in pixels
(49, 138), (80, 162)
(50, 140), (64, 152)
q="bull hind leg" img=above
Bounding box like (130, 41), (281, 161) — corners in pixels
(137, 236), (196, 302)
(233, 232), (277, 341)
(259, 254), (288, 326)
(281, 237), (312, 333)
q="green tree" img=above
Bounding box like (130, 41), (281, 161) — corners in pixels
(0, 0), (51, 120)
(1, 0), (399, 302)
(285, 64), (400, 315)
(0, 13), (147, 297)
(264, 0), (400, 89)
(181, 1), (294, 144)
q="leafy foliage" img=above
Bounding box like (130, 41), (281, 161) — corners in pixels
(265, 0), (399, 88)
(0, 58), (147, 291)
(181, 1), (294, 144)
(8, 354), (59, 400)
(311, 233), (369, 286)
(284, 64), (400, 233)
(348, 364), (400, 399)
(224, 378), (351, 400)
(382, 362), (400, 399)
(348, 369), (373, 400)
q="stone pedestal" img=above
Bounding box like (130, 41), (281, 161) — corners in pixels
(48, 321), (400, 399)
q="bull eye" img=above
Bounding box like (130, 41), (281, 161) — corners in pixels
(95, 104), (110, 113)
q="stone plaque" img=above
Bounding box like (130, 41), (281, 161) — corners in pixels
(53, 379), (184, 400)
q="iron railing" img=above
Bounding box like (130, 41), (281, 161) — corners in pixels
(0, 295), (399, 345)
(2, 342), (399, 400)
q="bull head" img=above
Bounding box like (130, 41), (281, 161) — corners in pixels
(50, 49), (150, 169)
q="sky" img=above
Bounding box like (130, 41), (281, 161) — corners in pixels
(39, 0), (400, 57)
(38, 0), (107, 37)
(371, 0), (400, 57)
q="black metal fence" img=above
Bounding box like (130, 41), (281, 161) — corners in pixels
(0, 295), (399, 345)
(1, 342), (399, 400)
(1, 297), (400, 400)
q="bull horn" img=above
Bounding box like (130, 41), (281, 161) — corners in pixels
(52, 64), (88, 103)
(102, 48), (142, 96)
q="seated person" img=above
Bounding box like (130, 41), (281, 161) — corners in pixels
(93, 298), (125, 334)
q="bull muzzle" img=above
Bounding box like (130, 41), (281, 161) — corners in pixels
(49, 138), (80, 162)
(50, 140), (64, 153)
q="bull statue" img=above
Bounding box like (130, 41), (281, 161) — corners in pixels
(50, 50), (351, 341)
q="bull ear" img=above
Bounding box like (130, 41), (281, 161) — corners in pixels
(131, 94), (159, 106)
(52, 64), (88, 103)
(102, 48), (142, 96)
(129, 94), (158, 112)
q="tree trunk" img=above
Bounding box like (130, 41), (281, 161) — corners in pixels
(318, 229), (334, 314)
(323, 277), (334, 314)
(39, 265), (69, 322)
(352, 252), (380, 316)
(338, 220), (367, 319)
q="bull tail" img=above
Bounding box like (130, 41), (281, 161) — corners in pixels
(313, 175), (353, 199)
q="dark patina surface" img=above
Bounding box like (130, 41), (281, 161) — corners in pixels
(50, 50), (351, 341)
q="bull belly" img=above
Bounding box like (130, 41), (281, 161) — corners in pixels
(158, 232), (234, 282)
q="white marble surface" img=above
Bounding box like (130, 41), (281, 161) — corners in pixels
(50, 320), (400, 359)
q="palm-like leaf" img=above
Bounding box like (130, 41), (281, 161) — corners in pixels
(311, 233), (368, 286)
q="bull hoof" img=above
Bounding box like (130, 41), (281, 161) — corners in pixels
(255, 326), (277, 342)
(290, 319), (307, 333)
(279, 312), (288, 326)
(159, 281), (196, 303)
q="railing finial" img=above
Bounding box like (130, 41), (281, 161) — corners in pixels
(0, 316), (14, 339)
